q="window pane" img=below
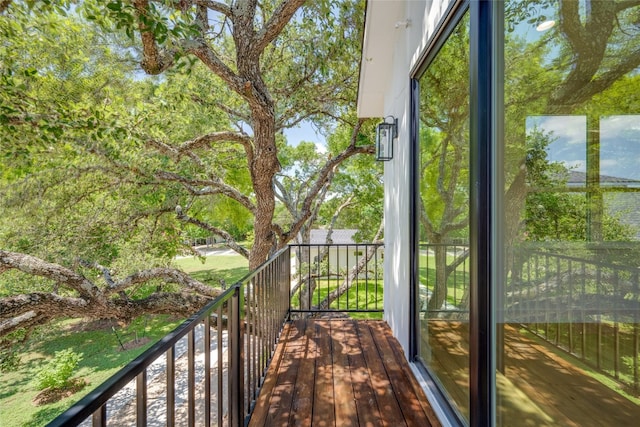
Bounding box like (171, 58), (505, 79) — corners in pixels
(417, 12), (470, 422)
(501, 1), (640, 425)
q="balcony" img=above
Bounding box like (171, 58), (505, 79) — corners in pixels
(47, 243), (437, 426)
(46, 243), (640, 426)
(248, 318), (439, 426)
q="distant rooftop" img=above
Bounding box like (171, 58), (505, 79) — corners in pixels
(566, 171), (640, 187)
(310, 229), (358, 245)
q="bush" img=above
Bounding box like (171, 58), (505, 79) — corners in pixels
(35, 349), (83, 390)
(0, 349), (21, 372)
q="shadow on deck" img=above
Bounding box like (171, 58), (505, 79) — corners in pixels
(426, 320), (640, 426)
(249, 319), (441, 427)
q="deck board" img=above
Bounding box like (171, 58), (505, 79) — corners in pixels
(426, 321), (640, 426)
(248, 319), (441, 427)
(356, 321), (406, 427)
(289, 319), (316, 426)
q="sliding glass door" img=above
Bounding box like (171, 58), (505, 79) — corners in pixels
(416, 10), (471, 423)
(413, 1), (640, 425)
(498, 1), (640, 425)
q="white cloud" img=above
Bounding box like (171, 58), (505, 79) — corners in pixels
(536, 115), (587, 145)
(315, 143), (327, 154)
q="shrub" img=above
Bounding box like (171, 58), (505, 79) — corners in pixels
(35, 349), (83, 390)
(0, 349), (21, 372)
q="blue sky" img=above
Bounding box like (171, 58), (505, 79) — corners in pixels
(282, 120), (327, 153)
(527, 115), (640, 181)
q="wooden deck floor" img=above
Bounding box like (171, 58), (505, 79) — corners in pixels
(426, 321), (640, 426)
(248, 319), (441, 427)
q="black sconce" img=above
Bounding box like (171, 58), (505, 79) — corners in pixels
(376, 116), (397, 161)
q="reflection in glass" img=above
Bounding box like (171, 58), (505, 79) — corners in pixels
(501, 1), (640, 425)
(417, 12), (470, 421)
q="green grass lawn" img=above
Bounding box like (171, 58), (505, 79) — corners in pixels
(1, 253), (247, 427)
(175, 254), (248, 286)
(291, 277), (384, 320)
(0, 315), (183, 427)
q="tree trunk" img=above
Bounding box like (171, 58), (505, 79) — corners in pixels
(246, 87), (279, 270)
(427, 238), (448, 312)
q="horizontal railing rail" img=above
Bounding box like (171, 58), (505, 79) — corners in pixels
(48, 246), (291, 427)
(288, 243), (384, 318)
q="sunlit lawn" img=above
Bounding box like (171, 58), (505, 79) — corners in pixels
(291, 277), (384, 320)
(0, 316), (183, 427)
(1, 253), (247, 427)
(175, 253), (249, 286)
(418, 251), (470, 307)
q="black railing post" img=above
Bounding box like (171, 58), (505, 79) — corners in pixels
(230, 286), (243, 427)
(166, 346), (175, 427)
(287, 246), (292, 318)
(136, 371), (147, 426)
(92, 406), (106, 427)
(188, 329), (195, 426)
(216, 304), (224, 427)
(204, 316), (211, 427)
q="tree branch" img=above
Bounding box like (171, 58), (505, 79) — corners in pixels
(175, 208), (251, 259)
(111, 267), (220, 297)
(0, 0), (11, 14)
(196, 0), (231, 17)
(133, 0), (179, 74)
(284, 119), (375, 243)
(0, 294), (88, 335)
(254, 0), (306, 54)
(154, 170), (256, 212)
(0, 251), (99, 299)
(189, 39), (245, 94)
(208, 100), (252, 124)
(178, 131), (253, 155)
(0, 251), (223, 338)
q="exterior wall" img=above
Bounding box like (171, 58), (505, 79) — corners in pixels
(362, 0), (456, 354)
(308, 246), (383, 273)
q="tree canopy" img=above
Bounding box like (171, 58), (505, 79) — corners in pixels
(0, 0), (378, 340)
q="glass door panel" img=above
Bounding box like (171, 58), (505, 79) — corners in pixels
(417, 11), (471, 422)
(499, 1), (640, 425)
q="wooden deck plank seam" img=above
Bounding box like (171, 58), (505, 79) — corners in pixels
(265, 320), (307, 425)
(368, 321), (435, 427)
(355, 321), (408, 427)
(248, 321), (293, 427)
(379, 323), (441, 426)
(332, 320), (360, 426)
(349, 320), (384, 426)
(288, 318), (318, 426)
(312, 319), (337, 427)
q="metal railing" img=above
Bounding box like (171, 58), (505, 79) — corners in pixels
(48, 247), (291, 427)
(507, 248), (640, 393)
(288, 243), (384, 317)
(418, 243), (470, 317)
(417, 242), (640, 393)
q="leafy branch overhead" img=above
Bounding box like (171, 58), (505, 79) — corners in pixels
(87, 0), (374, 269)
(0, 0), (377, 336)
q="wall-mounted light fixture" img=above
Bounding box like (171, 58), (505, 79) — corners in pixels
(376, 116), (397, 161)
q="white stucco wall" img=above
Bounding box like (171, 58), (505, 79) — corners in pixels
(358, 0), (456, 354)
